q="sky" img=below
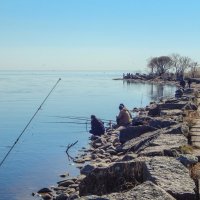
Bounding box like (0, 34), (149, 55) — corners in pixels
(0, 0), (200, 71)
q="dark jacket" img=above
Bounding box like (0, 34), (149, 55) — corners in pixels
(90, 118), (105, 136)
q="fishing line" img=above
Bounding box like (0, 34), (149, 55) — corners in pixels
(43, 121), (89, 125)
(51, 115), (114, 122)
(0, 78), (61, 168)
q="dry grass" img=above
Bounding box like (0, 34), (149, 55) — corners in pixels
(190, 163), (200, 180)
(184, 117), (196, 129)
(179, 145), (194, 154)
(185, 68), (200, 78)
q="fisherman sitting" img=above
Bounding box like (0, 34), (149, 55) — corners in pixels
(89, 115), (105, 136)
(116, 104), (132, 127)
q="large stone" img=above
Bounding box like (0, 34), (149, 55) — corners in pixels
(148, 104), (161, 116)
(159, 102), (187, 110)
(121, 129), (162, 153)
(177, 154), (198, 167)
(138, 145), (173, 156)
(79, 160), (144, 196)
(78, 196), (109, 200)
(119, 125), (157, 143)
(160, 109), (183, 116)
(143, 156), (196, 200)
(148, 118), (177, 129)
(150, 133), (187, 147)
(58, 179), (75, 187)
(183, 102), (198, 110)
(78, 181), (175, 200)
(80, 164), (96, 176)
(121, 125), (188, 154)
(110, 181), (175, 200)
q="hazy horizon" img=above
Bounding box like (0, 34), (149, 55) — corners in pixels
(0, 0), (200, 71)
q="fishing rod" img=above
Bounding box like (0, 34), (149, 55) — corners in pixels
(43, 121), (90, 125)
(51, 115), (114, 122)
(0, 78), (61, 168)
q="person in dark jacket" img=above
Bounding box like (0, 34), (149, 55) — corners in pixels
(89, 115), (105, 136)
(187, 79), (192, 88)
(180, 79), (186, 88)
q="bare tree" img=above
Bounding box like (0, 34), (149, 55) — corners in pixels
(170, 54), (193, 78)
(147, 57), (156, 73)
(170, 53), (181, 75)
(147, 56), (172, 76)
(179, 56), (191, 76)
(189, 62), (199, 78)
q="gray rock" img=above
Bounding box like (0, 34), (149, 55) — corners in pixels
(148, 104), (161, 116)
(119, 125), (157, 143)
(143, 156), (196, 200)
(41, 193), (52, 200)
(80, 164), (96, 175)
(121, 129), (161, 153)
(78, 181), (175, 200)
(122, 123), (189, 155)
(159, 101), (187, 110)
(107, 181), (175, 200)
(78, 196), (109, 200)
(183, 102), (198, 110)
(55, 193), (69, 200)
(183, 88), (194, 94)
(68, 193), (80, 200)
(58, 179), (75, 187)
(121, 153), (137, 161)
(148, 118), (177, 129)
(160, 109), (183, 116)
(177, 154), (198, 167)
(79, 160), (143, 196)
(138, 146), (179, 157)
(38, 188), (53, 194)
(150, 133), (187, 147)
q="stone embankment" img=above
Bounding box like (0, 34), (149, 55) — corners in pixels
(37, 84), (200, 200)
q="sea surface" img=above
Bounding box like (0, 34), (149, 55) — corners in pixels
(0, 70), (177, 200)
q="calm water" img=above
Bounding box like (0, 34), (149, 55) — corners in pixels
(0, 70), (176, 200)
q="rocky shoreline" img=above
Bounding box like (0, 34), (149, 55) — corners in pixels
(37, 81), (200, 200)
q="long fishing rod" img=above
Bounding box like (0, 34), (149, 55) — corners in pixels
(51, 115), (114, 122)
(0, 78), (61, 168)
(44, 121), (89, 125)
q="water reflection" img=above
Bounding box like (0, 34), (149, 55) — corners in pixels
(123, 80), (176, 101)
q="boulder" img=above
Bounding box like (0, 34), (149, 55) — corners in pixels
(55, 193), (69, 200)
(183, 88), (194, 94)
(38, 188), (53, 194)
(160, 109), (183, 116)
(107, 181), (176, 200)
(159, 102), (187, 110)
(58, 179), (75, 187)
(120, 153), (138, 161)
(148, 118), (177, 128)
(177, 154), (198, 167)
(143, 156), (196, 200)
(149, 133), (187, 147)
(121, 125), (188, 154)
(148, 104), (161, 116)
(78, 196), (109, 200)
(119, 125), (157, 143)
(138, 146), (176, 157)
(78, 181), (176, 200)
(121, 129), (161, 153)
(80, 164), (96, 176)
(183, 102), (198, 110)
(79, 160), (144, 196)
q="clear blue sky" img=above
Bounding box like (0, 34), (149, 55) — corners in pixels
(0, 0), (199, 71)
